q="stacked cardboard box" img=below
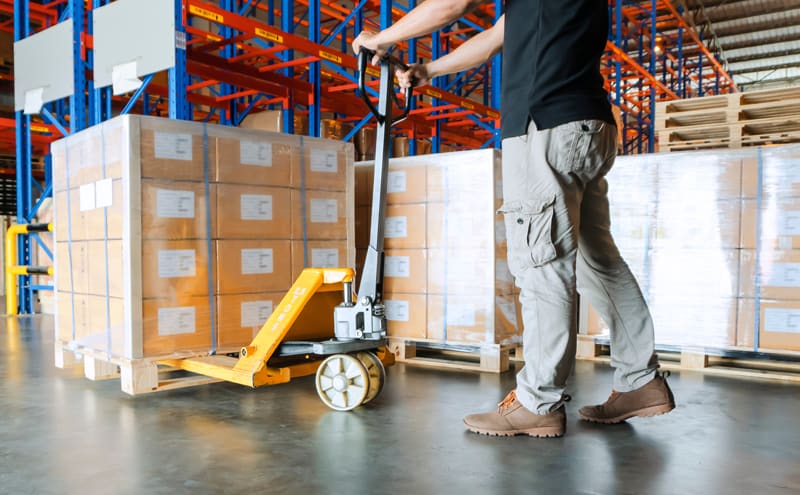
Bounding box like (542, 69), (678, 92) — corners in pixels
(53, 115), (354, 360)
(585, 146), (800, 352)
(737, 149), (800, 351)
(355, 149), (521, 346)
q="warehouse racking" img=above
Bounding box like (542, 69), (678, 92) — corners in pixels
(5, 0), (733, 313)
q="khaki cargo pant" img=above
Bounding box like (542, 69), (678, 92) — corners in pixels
(501, 120), (658, 414)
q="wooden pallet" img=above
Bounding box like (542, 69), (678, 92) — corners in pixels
(55, 340), (238, 395)
(387, 337), (521, 373)
(576, 334), (800, 384)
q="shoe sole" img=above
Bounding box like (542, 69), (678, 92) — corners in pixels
(464, 423), (565, 438)
(579, 403), (675, 424)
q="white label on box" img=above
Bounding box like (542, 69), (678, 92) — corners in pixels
(384, 216), (408, 239)
(779, 236), (794, 250)
(312, 248), (339, 268)
(764, 308), (800, 334)
(385, 299), (410, 322)
(241, 300), (274, 328)
(310, 149), (338, 173)
(79, 183), (96, 211)
(240, 140), (272, 167)
(776, 211), (800, 235)
(241, 194), (273, 220)
(387, 171), (407, 193)
(241, 248), (274, 275)
(158, 249), (196, 278)
(154, 132), (193, 161)
(157, 189), (195, 218)
(95, 178), (113, 208)
(310, 199), (338, 223)
(158, 306), (196, 335)
(768, 263), (800, 287)
(384, 256), (410, 278)
(446, 304), (477, 327)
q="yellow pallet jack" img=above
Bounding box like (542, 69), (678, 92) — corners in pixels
(163, 50), (412, 411)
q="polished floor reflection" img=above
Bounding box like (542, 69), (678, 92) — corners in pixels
(1, 315), (799, 494)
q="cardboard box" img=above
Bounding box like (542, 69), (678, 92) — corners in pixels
(56, 292), (88, 343)
(383, 249), (427, 294)
(427, 294), (492, 344)
(290, 240), (350, 280)
(87, 240), (124, 298)
(239, 110), (283, 132)
(427, 202), (495, 249)
(215, 136), (293, 186)
(355, 161), (427, 205)
(142, 240), (211, 299)
(216, 184), (292, 239)
(741, 198), (800, 250)
(355, 205), (371, 250)
(739, 249), (800, 300)
(139, 127), (214, 181)
(427, 247), (495, 295)
(648, 248), (740, 298)
(55, 241), (88, 294)
(355, 163), (374, 207)
(86, 295), (126, 356)
(53, 181), (124, 242)
(141, 179), (215, 240)
(495, 294), (522, 344)
(384, 203), (426, 249)
(291, 143), (350, 191)
(647, 294), (738, 348)
(291, 189), (349, 240)
(653, 198), (741, 249)
(217, 292), (284, 348)
(383, 293), (427, 340)
(142, 295), (215, 356)
(737, 298), (800, 351)
(216, 240), (292, 294)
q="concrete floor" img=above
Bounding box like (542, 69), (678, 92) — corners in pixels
(1, 315), (799, 495)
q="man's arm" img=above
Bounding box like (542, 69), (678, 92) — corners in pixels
(397, 15), (504, 88)
(352, 0), (483, 60)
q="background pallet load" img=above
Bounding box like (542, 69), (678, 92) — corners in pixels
(655, 86), (800, 152)
(52, 114), (354, 373)
(583, 145), (800, 353)
(354, 149), (521, 353)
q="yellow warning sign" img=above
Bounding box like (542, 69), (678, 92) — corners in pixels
(189, 5), (223, 23)
(426, 89), (442, 98)
(318, 50), (342, 64)
(255, 28), (283, 44)
(461, 100), (475, 110)
(30, 125), (50, 133)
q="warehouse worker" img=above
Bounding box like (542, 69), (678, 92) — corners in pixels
(353, 0), (675, 438)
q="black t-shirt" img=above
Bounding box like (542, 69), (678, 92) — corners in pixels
(501, 0), (614, 139)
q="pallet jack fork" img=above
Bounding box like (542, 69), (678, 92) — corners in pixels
(163, 50), (412, 411)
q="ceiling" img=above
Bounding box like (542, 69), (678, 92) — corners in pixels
(681, 0), (800, 90)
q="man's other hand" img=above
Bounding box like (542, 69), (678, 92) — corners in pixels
(397, 64), (431, 89)
(352, 31), (390, 65)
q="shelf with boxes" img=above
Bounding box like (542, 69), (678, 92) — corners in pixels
(355, 148), (522, 372)
(52, 115), (354, 392)
(580, 144), (800, 360)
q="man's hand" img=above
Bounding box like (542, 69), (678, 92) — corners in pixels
(352, 31), (391, 65)
(396, 64), (432, 89)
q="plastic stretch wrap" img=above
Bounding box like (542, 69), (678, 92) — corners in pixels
(355, 149), (521, 346)
(586, 144), (800, 352)
(53, 115), (354, 360)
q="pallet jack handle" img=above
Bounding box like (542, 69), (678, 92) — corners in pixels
(357, 49), (413, 126)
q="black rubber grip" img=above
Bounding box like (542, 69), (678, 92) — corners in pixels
(26, 223), (51, 233)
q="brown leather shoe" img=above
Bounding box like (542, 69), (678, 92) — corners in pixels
(463, 391), (567, 438)
(579, 372), (675, 424)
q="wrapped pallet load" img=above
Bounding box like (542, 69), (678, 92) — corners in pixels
(52, 115), (354, 390)
(355, 149), (522, 353)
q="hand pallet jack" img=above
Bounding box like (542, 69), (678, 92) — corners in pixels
(161, 50), (411, 411)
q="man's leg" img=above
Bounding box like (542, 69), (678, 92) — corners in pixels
(464, 119), (612, 436)
(576, 177), (658, 391)
(576, 172), (675, 424)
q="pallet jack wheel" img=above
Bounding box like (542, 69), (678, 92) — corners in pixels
(356, 351), (386, 404)
(315, 354), (370, 411)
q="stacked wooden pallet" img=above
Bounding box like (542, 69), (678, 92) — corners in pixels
(656, 86), (800, 152)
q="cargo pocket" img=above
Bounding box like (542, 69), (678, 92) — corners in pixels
(498, 198), (558, 276)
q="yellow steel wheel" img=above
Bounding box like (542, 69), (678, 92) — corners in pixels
(356, 351), (386, 404)
(315, 354), (369, 411)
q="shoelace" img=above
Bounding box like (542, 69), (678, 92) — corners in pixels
(497, 391), (572, 411)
